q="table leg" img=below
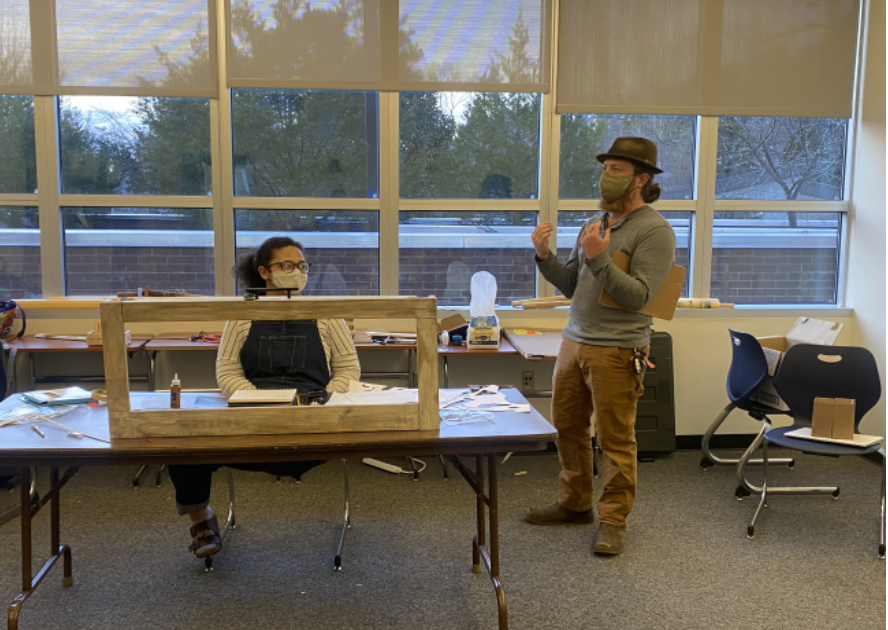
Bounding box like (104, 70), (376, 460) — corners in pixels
(446, 454), (509, 630)
(8, 466), (77, 630)
(28, 354), (35, 391)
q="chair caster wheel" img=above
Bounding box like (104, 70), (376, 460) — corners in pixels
(699, 457), (714, 470)
(746, 526), (755, 539)
(735, 486), (751, 500)
(879, 544), (885, 558)
(832, 488), (840, 499)
(787, 459), (795, 470)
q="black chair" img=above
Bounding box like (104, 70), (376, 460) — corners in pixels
(700, 329), (794, 470)
(739, 343), (885, 556)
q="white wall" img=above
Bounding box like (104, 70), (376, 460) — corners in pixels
(846, 0), (886, 437)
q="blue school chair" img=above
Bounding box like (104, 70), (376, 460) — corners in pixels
(737, 343), (885, 557)
(700, 329), (794, 471)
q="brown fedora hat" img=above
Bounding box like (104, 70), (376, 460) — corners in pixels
(596, 137), (663, 174)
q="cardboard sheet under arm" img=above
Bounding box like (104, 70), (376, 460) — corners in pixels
(599, 251), (686, 321)
(503, 329), (563, 360)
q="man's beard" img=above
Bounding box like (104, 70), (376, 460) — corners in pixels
(598, 192), (633, 214)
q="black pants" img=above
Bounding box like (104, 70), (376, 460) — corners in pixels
(167, 461), (324, 516)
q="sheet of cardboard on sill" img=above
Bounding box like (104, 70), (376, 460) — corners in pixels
(599, 251), (687, 321)
(757, 317), (844, 376)
(438, 313), (468, 334)
(503, 329), (563, 360)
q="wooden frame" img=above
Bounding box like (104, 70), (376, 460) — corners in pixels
(100, 296), (439, 440)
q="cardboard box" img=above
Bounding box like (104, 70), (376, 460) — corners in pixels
(757, 317), (844, 377)
(86, 329), (131, 347)
(751, 317), (843, 411)
(438, 313), (467, 335)
(467, 315), (500, 350)
(811, 397), (855, 440)
(752, 375), (789, 412)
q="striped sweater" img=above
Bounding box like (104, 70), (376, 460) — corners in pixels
(216, 319), (360, 396)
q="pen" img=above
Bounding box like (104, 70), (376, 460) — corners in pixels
(31, 424), (45, 438)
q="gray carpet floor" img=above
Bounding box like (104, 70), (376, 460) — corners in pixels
(0, 450), (884, 630)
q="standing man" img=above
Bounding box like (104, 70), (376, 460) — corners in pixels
(525, 137), (675, 555)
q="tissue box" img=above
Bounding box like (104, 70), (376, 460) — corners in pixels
(87, 329), (131, 347)
(811, 398), (855, 440)
(467, 316), (500, 350)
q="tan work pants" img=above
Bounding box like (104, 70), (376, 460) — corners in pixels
(552, 337), (646, 527)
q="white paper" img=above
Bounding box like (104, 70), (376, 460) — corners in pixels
(326, 389), (419, 406)
(439, 389), (469, 409)
(463, 392), (510, 408)
(347, 380), (387, 392)
(785, 427), (882, 448)
(482, 404), (531, 413)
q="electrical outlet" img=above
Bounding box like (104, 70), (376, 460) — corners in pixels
(522, 371), (534, 390)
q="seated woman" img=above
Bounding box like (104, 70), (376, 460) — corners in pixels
(167, 236), (360, 559)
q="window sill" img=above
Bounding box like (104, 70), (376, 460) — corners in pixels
(437, 304), (853, 320)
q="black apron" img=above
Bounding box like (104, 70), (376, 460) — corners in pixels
(240, 320), (331, 392)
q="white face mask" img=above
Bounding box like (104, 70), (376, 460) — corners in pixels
(271, 269), (308, 293)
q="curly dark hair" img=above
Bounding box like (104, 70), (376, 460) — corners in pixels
(234, 236), (304, 289)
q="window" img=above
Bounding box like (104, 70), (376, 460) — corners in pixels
(0, 207), (40, 298)
(710, 212), (841, 305)
(716, 117), (847, 201)
(232, 90), (379, 198)
(59, 96), (212, 195)
(399, 211), (536, 306)
(234, 210), (379, 296)
(560, 115), (696, 200)
(556, 211), (691, 297)
(0, 96), (36, 194)
(712, 116), (847, 305)
(62, 208), (214, 296)
(400, 92), (542, 199)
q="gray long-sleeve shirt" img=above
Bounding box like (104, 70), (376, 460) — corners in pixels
(537, 205), (676, 348)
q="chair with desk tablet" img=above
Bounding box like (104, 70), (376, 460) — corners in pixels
(737, 344), (885, 556)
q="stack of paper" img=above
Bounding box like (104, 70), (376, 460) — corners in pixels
(22, 387), (94, 406)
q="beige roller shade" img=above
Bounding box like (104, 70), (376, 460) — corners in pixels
(227, 0), (552, 93)
(557, 0), (861, 118)
(0, 0), (217, 97)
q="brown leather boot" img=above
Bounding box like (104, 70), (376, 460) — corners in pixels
(592, 523), (625, 555)
(525, 503), (594, 525)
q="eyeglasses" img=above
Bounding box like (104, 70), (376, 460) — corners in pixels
(267, 261), (311, 273)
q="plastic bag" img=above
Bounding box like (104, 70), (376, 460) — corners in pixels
(469, 271), (497, 317)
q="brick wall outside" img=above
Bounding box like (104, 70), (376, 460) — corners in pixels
(0, 245), (41, 298)
(0, 244), (838, 305)
(63, 247), (216, 296)
(399, 248), (537, 305)
(711, 247), (837, 304)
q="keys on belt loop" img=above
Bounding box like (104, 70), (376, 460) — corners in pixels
(632, 349), (645, 375)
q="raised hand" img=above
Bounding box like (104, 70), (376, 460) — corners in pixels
(531, 222), (554, 260)
(579, 220), (610, 260)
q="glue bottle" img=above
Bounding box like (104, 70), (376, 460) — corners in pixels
(170, 374), (181, 409)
